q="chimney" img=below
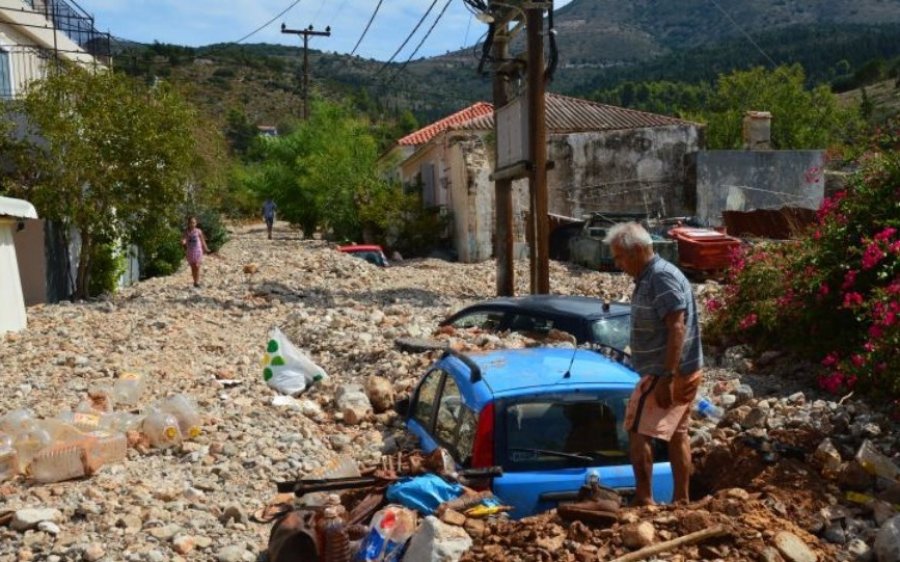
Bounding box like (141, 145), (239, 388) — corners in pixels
(742, 111), (772, 150)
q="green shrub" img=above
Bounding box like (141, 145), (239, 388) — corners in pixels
(708, 129), (900, 399)
(139, 225), (184, 278)
(88, 241), (124, 296)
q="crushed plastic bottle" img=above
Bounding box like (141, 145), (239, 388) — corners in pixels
(36, 419), (87, 442)
(856, 439), (900, 482)
(87, 431), (128, 465)
(1, 433), (18, 482)
(87, 382), (116, 412)
(0, 409), (36, 434)
(142, 411), (182, 449)
(113, 372), (146, 406)
(355, 505), (417, 562)
(694, 396), (723, 423)
(57, 411), (106, 433)
(100, 412), (143, 434)
(13, 427), (52, 472)
(29, 440), (95, 484)
(159, 394), (202, 439)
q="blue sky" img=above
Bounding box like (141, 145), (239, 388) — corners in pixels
(76, 0), (574, 62)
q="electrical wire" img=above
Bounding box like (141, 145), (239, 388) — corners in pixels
(707, 0), (777, 67)
(327, 0), (350, 27)
(377, 0), (440, 75)
(547, 0), (558, 81)
(384, 0), (453, 85)
(350, 0), (383, 56)
(233, 0), (304, 44)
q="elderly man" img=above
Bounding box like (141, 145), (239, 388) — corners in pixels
(605, 222), (703, 505)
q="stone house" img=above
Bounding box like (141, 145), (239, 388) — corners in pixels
(383, 94), (703, 262)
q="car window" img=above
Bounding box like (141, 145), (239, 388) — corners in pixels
(507, 314), (554, 335)
(450, 311), (505, 330)
(502, 391), (640, 470)
(412, 370), (443, 430)
(434, 376), (477, 465)
(591, 316), (631, 352)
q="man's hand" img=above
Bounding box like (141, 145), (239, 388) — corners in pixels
(655, 376), (673, 409)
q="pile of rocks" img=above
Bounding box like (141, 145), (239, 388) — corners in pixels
(0, 224), (896, 562)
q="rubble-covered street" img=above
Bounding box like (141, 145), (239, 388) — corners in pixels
(2, 225), (899, 562)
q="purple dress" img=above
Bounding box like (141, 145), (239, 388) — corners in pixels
(185, 228), (204, 265)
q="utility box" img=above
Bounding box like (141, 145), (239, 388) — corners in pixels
(495, 93), (529, 171)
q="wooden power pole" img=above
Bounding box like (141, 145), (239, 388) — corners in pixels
(526, 4), (550, 294)
(492, 26), (515, 297)
(281, 23), (331, 120)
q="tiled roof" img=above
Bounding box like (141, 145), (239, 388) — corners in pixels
(397, 102), (494, 146)
(452, 93), (697, 133)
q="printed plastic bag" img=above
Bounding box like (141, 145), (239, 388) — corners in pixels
(262, 327), (328, 396)
(385, 474), (464, 515)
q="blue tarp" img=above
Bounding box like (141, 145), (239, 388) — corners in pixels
(385, 474), (464, 515)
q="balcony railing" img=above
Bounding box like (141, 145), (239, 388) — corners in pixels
(20, 0), (111, 64)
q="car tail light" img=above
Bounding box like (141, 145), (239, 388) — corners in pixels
(471, 403), (495, 468)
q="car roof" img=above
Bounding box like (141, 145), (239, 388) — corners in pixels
(452, 295), (630, 320)
(338, 244), (384, 252)
(441, 348), (639, 408)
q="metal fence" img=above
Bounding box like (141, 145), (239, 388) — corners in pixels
(20, 0), (111, 64)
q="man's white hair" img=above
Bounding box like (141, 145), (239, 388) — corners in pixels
(604, 222), (653, 251)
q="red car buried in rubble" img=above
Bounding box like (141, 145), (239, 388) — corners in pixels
(337, 244), (389, 267)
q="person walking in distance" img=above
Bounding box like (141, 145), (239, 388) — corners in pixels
(262, 198), (277, 240)
(181, 216), (210, 288)
(605, 222), (703, 505)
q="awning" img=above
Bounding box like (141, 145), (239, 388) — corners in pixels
(0, 196), (38, 219)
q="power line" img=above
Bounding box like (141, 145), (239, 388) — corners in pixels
(327, 0), (351, 27)
(350, 0), (384, 56)
(707, 0), (777, 67)
(233, 0), (304, 44)
(377, 0), (439, 75)
(385, 0), (453, 85)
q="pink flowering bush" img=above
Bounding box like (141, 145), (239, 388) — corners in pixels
(708, 145), (900, 399)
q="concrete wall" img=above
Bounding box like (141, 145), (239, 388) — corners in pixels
(695, 150), (826, 227)
(13, 217), (46, 305)
(547, 125), (701, 220)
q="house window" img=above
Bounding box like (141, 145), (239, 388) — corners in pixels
(421, 163), (436, 207)
(0, 49), (11, 99)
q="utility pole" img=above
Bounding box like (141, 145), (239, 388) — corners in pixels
(281, 23), (331, 120)
(492, 25), (514, 297)
(526, 4), (550, 294)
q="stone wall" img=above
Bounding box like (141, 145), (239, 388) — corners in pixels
(547, 125), (702, 220)
(695, 150), (826, 227)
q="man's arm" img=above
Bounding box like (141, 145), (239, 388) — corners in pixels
(663, 309), (686, 376)
(654, 309), (686, 409)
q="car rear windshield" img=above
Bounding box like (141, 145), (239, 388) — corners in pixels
(591, 316), (630, 352)
(501, 391), (653, 471)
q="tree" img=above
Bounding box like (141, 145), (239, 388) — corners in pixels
(240, 99), (393, 241)
(698, 64), (858, 149)
(2, 65), (198, 298)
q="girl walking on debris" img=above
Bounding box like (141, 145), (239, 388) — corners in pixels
(182, 216), (210, 288)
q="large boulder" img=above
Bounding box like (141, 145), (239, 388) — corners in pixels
(365, 376), (395, 413)
(335, 384), (373, 425)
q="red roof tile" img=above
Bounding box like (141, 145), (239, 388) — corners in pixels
(397, 102), (494, 146)
(452, 93), (698, 133)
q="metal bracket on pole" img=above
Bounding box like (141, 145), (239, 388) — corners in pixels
(490, 161), (531, 182)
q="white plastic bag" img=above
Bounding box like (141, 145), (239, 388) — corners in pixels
(262, 327), (327, 396)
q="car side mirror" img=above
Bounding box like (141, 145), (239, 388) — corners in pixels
(395, 396), (411, 417)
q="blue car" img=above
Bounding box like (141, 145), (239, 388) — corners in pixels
(405, 348), (672, 518)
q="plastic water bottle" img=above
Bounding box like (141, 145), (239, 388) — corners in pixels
(318, 496), (351, 562)
(0, 409), (36, 434)
(0, 433), (18, 482)
(13, 427), (52, 472)
(159, 394), (202, 440)
(29, 440), (92, 483)
(101, 412), (143, 434)
(113, 372), (146, 406)
(141, 411), (182, 449)
(87, 431), (128, 465)
(695, 397), (724, 423)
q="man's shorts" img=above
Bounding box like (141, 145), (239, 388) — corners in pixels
(265, 217), (274, 227)
(624, 371), (703, 442)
